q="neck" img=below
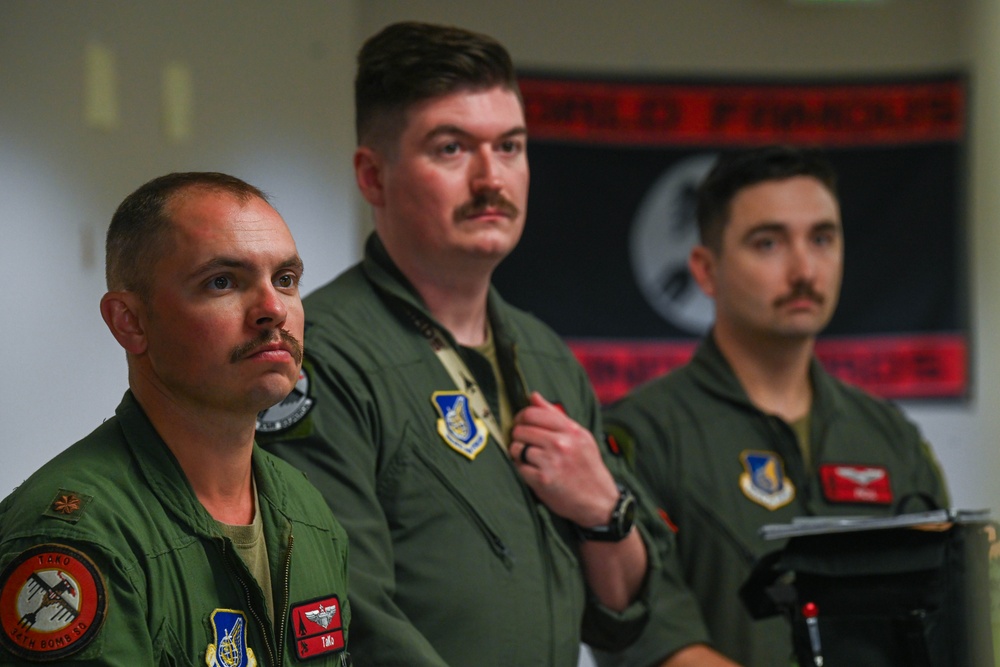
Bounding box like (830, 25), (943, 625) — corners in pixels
(130, 377), (256, 524)
(713, 322), (815, 423)
(384, 242), (494, 347)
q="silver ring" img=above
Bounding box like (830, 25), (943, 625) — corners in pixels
(519, 445), (531, 464)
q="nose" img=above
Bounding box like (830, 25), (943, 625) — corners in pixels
(788, 238), (817, 283)
(469, 145), (502, 192)
(249, 282), (288, 329)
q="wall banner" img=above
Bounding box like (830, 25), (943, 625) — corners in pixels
(494, 73), (968, 404)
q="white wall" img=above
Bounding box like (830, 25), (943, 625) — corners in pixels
(0, 0), (358, 492)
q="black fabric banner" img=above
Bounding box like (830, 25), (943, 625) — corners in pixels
(494, 73), (968, 403)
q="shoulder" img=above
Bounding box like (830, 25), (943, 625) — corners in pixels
(819, 367), (919, 434)
(254, 448), (346, 531)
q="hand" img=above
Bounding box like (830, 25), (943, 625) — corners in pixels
(509, 392), (618, 526)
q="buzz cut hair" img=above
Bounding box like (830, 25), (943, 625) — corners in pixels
(105, 172), (268, 300)
(354, 21), (520, 155)
(695, 145), (838, 253)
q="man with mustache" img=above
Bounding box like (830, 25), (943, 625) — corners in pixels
(0, 173), (352, 664)
(593, 146), (949, 667)
(258, 21), (660, 667)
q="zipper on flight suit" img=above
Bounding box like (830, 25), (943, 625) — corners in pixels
(276, 532), (294, 660)
(220, 538), (278, 666)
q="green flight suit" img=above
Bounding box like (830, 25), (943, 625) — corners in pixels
(0, 391), (351, 666)
(259, 234), (671, 667)
(593, 335), (949, 667)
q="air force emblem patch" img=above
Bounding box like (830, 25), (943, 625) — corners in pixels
(431, 391), (488, 460)
(205, 609), (257, 667)
(739, 451), (795, 510)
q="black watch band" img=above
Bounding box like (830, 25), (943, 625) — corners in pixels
(576, 483), (637, 542)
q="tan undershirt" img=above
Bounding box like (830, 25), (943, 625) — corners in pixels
(473, 323), (513, 442)
(789, 412), (811, 469)
(216, 477), (274, 622)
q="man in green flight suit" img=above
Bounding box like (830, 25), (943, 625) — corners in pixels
(0, 173), (351, 665)
(593, 146), (949, 667)
(257, 21), (688, 667)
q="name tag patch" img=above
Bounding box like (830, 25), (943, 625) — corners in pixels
(291, 595), (346, 660)
(819, 464), (893, 504)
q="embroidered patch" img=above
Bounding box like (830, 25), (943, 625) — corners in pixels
(43, 489), (93, 524)
(257, 367), (314, 433)
(0, 544), (108, 661)
(291, 595), (346, 661)
(205, 609), (257, 667)
(739, 451), (796, 510)
(431, 391), (488, 460)
(819, 464), (893, 504)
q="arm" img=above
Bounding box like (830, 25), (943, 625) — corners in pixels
(0, 538), (155, 665)
(509, 391), (646, 610)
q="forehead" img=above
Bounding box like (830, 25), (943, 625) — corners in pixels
(400, 86), (526, 141)
(162, 190), (294, 264)
(727, 176), (840, 232)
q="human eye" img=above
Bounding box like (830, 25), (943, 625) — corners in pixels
(274, 272), (300, 290)
(436, 140), (463, 157)
(813, 228), (839, 247)
(749, 234), (778, 252)
(498, 138), (524, 155)
(208, 275), (235, 290)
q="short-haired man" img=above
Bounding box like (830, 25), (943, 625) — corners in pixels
(0, 173), (351, 665)
(259, 22), (662, 667)
(594, 146), (949, 667)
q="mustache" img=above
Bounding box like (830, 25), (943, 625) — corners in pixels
(229, 328), (303, 365)
(773, 281), (824, 308)
(453, 191), (520, 222)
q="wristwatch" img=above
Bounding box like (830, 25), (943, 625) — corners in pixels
(576, 483), (637, 542)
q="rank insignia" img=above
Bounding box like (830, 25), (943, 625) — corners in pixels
(205, 609), (257, 667)
(291, 595), (346, 660)
(0, 544), (108, 661)
(431, 391), (488, 460)
(819, 463), (893, 505)
(739, 451), (795, 510)
(43, 489), (93, 523)
(257, 367), (314, 433)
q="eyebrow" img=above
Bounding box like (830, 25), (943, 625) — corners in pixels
(189, 255), (304, 280)
(424, 124), (528, 142)
(742, 219), (841, 240)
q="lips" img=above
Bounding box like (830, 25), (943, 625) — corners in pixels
(230, 329), (303, 365)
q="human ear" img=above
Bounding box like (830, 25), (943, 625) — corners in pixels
(100, 291), (148, 355)
(688, 245), (718, 299)
(354, 146), (386, 207)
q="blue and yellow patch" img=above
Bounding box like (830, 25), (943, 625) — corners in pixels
(739, 451), (795, 510)
(205, 609), (257, 667)
(431, 391), (488, 460)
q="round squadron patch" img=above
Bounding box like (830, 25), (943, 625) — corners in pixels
(0, 544), (108, 661)
(257, 368), (314, 433)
